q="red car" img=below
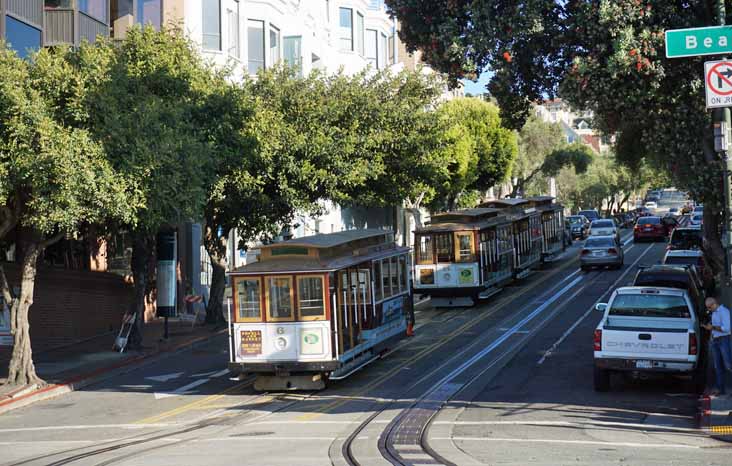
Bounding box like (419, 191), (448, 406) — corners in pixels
(633, 216), (666, 242)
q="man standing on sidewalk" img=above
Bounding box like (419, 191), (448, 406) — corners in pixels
(703, 297), (732, 395)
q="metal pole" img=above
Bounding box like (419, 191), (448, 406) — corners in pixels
(715, 0), (732, 280)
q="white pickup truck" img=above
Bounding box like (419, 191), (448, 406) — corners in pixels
(593, 287), (702, 391)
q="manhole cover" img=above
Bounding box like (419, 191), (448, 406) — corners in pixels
(230, 431), (274, 437)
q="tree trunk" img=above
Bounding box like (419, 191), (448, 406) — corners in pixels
(204, 227), (229, 326)
(5, 241), (42, 386)
(130, 232), (152, 344)
(703, 207), (725, 276)
(205, 244), (228, 325)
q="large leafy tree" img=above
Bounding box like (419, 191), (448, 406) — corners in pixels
(431, 97), (517, 210)
(78, 27), (215, 335)
(0, 44), (134, 385)
(511, 114), (582, 197)
(388, 0), (729, 272)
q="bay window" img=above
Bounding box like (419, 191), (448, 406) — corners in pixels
(269, 25), (280, 65)
(247, 19), (265, 74)
(356, 12), (364, 56)
(202, 0), (221, 50)
(365, 29), (377, 67)
(284, 36), (302, 76)
(79, 0), (107, 22)
(339, 7), (353, 51)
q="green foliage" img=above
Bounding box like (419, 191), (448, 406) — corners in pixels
(431, 98), (517, 209)
(385, 0), (567, 128)
(80, 26), (215, 233)
(0, 44), (133, 237)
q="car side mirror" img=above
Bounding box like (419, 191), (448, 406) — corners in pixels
(595, 303), (608, 312)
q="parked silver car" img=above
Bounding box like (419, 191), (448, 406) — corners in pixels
(580, 235), (624, 271)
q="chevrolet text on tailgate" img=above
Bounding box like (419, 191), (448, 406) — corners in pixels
(592, 287), (701, 392)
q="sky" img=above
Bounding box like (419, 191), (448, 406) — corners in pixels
(461, 72), (491, 95)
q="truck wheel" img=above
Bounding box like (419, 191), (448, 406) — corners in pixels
(594, 366), (610, 392)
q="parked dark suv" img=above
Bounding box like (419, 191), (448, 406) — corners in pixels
(668, 227), (703, 251)
(632, 265), (706, 320)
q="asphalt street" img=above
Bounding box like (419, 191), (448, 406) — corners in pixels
(0, 231), (729, 466)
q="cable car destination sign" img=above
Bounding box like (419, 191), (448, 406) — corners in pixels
(665, 25), (732, 58)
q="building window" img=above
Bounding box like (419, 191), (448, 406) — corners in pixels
(356, 12), (364, 56)
(247, 19), (265, 74)
(45, 0), (73, 9)
(227, 2), (240, 58)
(379, 32), (387, 69)
(284, 36), (302, 76)
(388, 34), (395, 64)
(202, 0), (221, 51)
(339, 7), (353, 51)
(5, 16), (41, 60)
(365, 29), (377, 67)
(78, 0), (108, 22)
(135, 0), (161, 29)
(269, 25), (280, 65)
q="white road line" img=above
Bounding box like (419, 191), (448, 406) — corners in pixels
(0, 424), (173, 433)
(536, 242), (654, 365)
(433, 420), (698, 433)
(416, 274), (585, 396)
(439, 437), (700, 449)
(195, 436), (347, 442)
(154, 378), (210, 400)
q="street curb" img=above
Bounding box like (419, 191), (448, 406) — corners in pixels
(697, 393), (732, 443)
(0, 328), (228, 416)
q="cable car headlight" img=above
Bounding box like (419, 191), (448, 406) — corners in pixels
(275, 337), (288, 350)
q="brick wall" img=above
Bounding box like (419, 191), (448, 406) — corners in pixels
(1, 264), (132, 353)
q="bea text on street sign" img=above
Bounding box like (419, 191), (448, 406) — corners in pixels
(666, 25), (732, 58)
(704, 60), (732, 108)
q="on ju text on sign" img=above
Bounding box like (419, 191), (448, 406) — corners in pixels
(704, 60), (732, 108)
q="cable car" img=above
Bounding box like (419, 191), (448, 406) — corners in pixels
(478, 198), (543, 276)
(227, 229), (411, 391)
(527, 196), (566, 262)
(413, 208), (515, 307)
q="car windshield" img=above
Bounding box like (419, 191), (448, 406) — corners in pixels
(670, 229), (702, 248)
(665, 256), (703, 267)
(585, 238), (615, 248)
(592, 220), (614, 228)
(568, 216), (584, 224)
(637, 217), (660, 224)
(692, 214), (703, 221)
(579, 211), (598, 219)
(634, 274), (690, 290)
(609, 294), (690, 318)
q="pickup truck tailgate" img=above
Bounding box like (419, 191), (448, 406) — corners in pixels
(601, 318), (691, 360)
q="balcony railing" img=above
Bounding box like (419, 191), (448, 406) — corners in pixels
(44, 9), (109, 47)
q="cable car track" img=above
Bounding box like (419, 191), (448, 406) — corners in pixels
(340, 239), (657, 466)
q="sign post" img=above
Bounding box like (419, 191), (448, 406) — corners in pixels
(666, 0), (732, 284)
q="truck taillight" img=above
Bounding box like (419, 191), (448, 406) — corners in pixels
(689, 333), (698, 355)
(594, 329), (602, 351)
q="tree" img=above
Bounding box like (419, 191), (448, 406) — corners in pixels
(511, 114), (571, 196)
(79, 27), (215, 337)
(387, 1), (728, 274)
(431, 98), (517, 210)
(0, 44), (134, 385)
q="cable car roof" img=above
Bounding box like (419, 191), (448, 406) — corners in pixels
(266, 228), (391, 249)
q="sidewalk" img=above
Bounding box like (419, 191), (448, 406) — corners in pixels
(0, 318), (227, 415)
(699, 359), (732, 442)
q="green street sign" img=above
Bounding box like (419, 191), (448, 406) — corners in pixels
(666, 25), (732, 58)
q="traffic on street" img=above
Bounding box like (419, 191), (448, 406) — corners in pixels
(1, 219), (730, 466)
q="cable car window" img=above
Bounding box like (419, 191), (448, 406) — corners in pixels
(398, 255), (407, 291)
(297, 276), (325, 320)
(435, 233), (454, 263)
(373, 261), (383, 301)
(416, 235), (434, 264)
(390, 257), (399, 293)
(267, 276), (293, 321)
(235, 277), (261, 321)
(382, 258), (392, 298)
(456, 233), (474, 262)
